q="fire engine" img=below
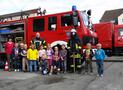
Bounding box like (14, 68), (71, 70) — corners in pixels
(0, 6), (97, 54)
(94, 22), (123, 55)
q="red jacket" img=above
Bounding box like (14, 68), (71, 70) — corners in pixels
(5, 41), (14, 54)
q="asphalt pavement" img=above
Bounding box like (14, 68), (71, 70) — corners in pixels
(0, 56), (123, 90)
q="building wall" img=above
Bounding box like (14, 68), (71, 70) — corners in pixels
(118, 13), (123, 25)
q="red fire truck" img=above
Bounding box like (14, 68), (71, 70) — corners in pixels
(0, 8), (97, 54)
(94, 22), (123, 55)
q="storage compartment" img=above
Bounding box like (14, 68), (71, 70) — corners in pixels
(0, 22), (25, 53)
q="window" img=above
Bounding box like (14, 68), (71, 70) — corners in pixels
(48, 16), (57, 31)
(80, 12), (89, 27)
(33, 18), (44, 32)
(118, 28), (123, 36)
(61, 14), (73, 26)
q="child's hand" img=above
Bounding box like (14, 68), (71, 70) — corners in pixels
(61, 57), (64, 60)
(37, 58), (39, 61)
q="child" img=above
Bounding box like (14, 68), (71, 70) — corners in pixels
(12, 43), (19, 72)
(27, 44), (38, 72)
(83, 43), (94, 74)
(40, 54), (48, 75)
(46, 43), (53, 71)
(38, 45), (46, 71)
(21, 44), (28, 72)
(18, 42), (24, 71)
(60, 44), (67, 73)
(95, 43), (106, 77)
(39, 45), (46, 59)
(49, 46), (60, 75)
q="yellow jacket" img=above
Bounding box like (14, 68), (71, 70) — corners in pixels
(27, 48), (38, 60)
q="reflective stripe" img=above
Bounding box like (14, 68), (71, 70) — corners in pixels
(70, 65), (74, 67)
(77, 65), (81, 68)
(70, 54), (81, 58)
(67, 47), (70, 49)
(75, 44), (78, 49)
(40, 41), (41, 45)
(75, 44), (81, 49)
(43, 40), (46, 43)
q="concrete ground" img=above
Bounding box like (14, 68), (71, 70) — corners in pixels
(0, 56), (123, 90)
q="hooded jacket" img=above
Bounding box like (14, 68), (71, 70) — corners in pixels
(95, 49), (105, 61)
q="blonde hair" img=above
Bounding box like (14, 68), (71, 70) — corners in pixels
(97, 43), (102, 47)
(24, 44), (27, 49)
(42, 54), (47, 59)
(86, 43), (91, 49)
(20, 43), (24, 46)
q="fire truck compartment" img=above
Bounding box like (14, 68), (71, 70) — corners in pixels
(0, 22), (25, 53)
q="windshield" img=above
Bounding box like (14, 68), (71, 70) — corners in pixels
(119, 28), (123, 36)
(80, 11), (89, 27)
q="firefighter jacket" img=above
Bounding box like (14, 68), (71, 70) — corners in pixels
(67, 34), (82, 58)
(67, 34), (82, 53)
(27, 48), (38, 60)
(31, 37), (46, 49)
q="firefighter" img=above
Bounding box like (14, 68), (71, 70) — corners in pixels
(31, 32), (46, 49)
(67, 29), (82, 73)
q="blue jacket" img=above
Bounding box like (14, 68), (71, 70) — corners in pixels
(95, 49), (105, 61)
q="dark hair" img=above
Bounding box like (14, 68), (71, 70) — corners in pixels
(8, 38), (12, 41)
(61, 44), (65, 47)
(31, 43), (35, 46)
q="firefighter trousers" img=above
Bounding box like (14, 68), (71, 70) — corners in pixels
(70, 58), (82, 73)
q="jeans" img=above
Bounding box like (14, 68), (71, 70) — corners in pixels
(52, 60), (60, 68)
(13, 56), (20, 70)
(28, 60), (37, 72)
(96, 61), (104, 76)
(61, 60), (67, 72)
(42, 60), (47, 71)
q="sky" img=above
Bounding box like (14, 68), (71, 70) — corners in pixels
(0, 0), (123, 23)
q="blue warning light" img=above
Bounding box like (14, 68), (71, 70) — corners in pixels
(72, 5), (77, 11)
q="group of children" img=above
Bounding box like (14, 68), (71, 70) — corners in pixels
(28, 42), (105, 77)
(5, 38), (68, 75)
(38, 44), (67, 75)
(5, 38), (105, 77)
(11, 42), (28, 72)
(83, 43), (106, 77)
